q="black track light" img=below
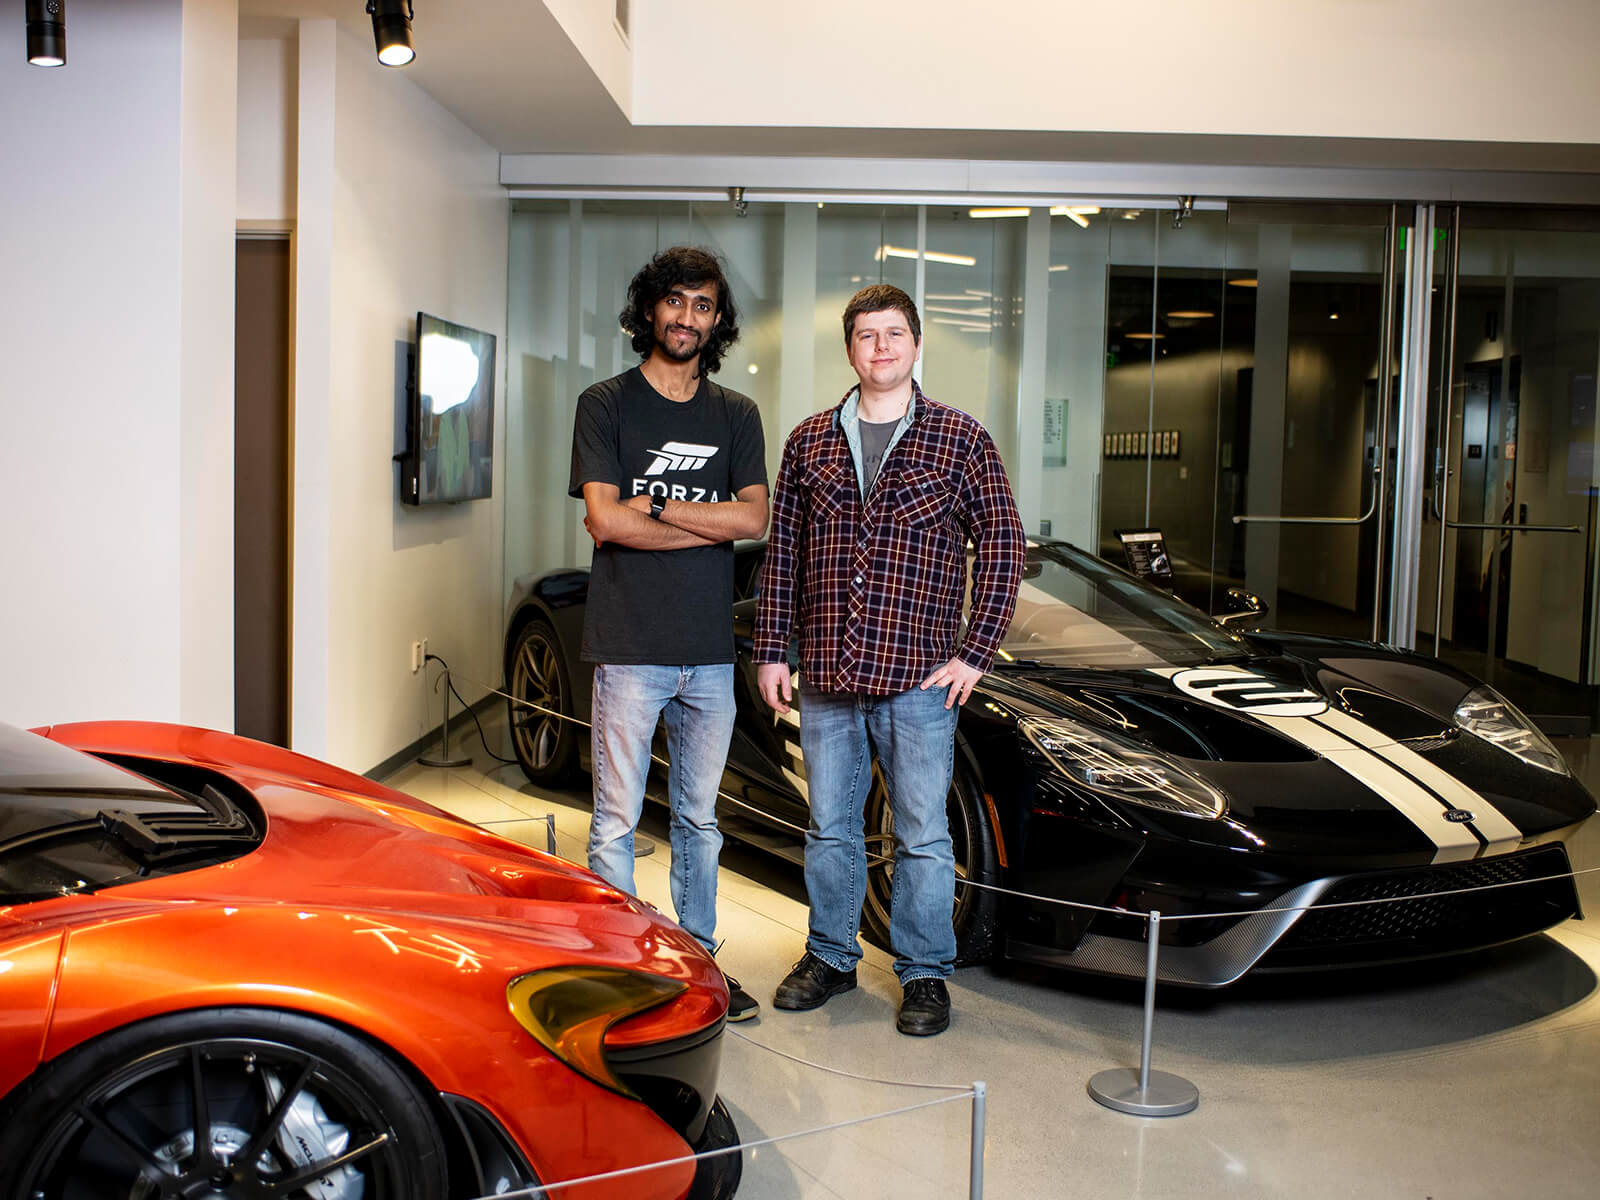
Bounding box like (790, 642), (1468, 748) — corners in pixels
(26, 0), (66, 68)
(366, 0), (415, 67)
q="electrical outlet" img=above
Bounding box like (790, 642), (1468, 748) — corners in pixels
(410, 640), (423, 674)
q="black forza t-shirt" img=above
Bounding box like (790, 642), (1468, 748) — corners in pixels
(569, 367), (767, 664)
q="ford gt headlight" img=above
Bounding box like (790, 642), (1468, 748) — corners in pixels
(1020, 715), (1227, 819)
(507, 966), (687, 1098)
(1453, 686), (1570, 775)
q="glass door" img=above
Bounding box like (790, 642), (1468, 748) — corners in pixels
(1418, 207), (1600, 734)
(1215, 203), (1403, 640)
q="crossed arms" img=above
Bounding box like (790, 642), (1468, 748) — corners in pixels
(581, 482), (770, 550)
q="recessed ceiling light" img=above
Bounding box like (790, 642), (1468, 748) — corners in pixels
(1049, 205), (1100, 228)
(969, 207), (1029, 219)
(1124, 332), (1166, 340)
(747, 363), (760, 374)
(1048, 264), (1071, 272)
(1227, 278), (1258, 288)
(1166, 310), (1215, 319)
(875, 245), (977, 267)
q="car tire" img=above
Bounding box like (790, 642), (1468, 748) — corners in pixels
(689, 1097), (743, 1200)
(860, 756), (1000, 967)
(0, 1007), (449, 1200)
(507, 616), (579, 784)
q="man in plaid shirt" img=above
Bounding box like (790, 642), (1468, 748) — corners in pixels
(754, 285), (1024, 1036)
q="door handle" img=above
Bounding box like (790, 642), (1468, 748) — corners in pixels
(1442, 520), (1581, 533)
(1232, 464), (1379, 525)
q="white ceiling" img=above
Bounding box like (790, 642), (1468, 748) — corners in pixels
(239, 1), (1600, 174)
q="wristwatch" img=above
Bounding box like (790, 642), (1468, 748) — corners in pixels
(649, 494), (667, 521)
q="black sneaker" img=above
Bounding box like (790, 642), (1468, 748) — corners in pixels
(773, 952), (858, 1011)
(896, 978), (950, 1036)
(724, 975), (759, 1023)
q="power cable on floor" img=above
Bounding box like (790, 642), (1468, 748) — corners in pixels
(423, 653), (519, 765)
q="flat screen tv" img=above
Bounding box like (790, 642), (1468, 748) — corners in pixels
(401, 312), (496, 505)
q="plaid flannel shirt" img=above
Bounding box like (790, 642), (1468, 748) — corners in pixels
(754, 384), (1025, 695)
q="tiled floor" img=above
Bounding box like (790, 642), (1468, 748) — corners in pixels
(385, 718), (1600, 1199)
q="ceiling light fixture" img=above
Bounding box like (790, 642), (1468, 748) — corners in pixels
(367, 0), (415, 67)
(26, 0), (66, 68)
(875, 245), (977, 267)
(968, 207), (1029, 219)
(1166, 310), (1215, 319)
(1124, 332), (1166, 340)
(1049, 205), (1100, 229)
(1227, 277), (1258, 288)
(926, 305), (992, 317)
(1048, 264), (1071, 272)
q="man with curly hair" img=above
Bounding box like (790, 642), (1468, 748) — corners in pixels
(569, 246), (768, 1020)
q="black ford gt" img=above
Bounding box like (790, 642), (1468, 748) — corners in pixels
(503, 540), (1594, 987)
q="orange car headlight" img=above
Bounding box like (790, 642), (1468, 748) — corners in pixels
(506, 966), (687, 1098)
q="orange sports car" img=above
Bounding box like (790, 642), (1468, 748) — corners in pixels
(0, 721), (741, 1200)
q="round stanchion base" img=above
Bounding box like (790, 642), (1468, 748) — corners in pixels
(634, 835), (656, 858)
(1087, 1068), (1198, 1117)
(418, 753), (472, 768)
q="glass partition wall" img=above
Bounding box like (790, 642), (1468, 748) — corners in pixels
(503, 197), (1600, 733)
(1416, 208), (1600, 733)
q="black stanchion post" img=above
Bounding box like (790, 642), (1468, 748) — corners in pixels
(1087, 910), (1199, 1116)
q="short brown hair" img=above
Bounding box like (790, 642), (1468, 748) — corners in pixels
(842, 284), (921, 346)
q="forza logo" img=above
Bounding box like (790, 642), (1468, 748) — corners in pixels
(1172, 668), (1328, 717)
(644, 441), (720, 475)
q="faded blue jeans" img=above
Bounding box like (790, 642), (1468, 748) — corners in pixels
(587, 663), (735, 954)
(797, 681), (959, 983)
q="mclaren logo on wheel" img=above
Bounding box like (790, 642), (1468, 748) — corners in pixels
(644, 441), (720, 475)
(1171, 667), (1329, 717)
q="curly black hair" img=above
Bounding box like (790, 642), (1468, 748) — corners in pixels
(618, 246), (741, 375)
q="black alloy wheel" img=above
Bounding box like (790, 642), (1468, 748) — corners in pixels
(0, 1009), (448, 1200)
(860, 758), (1000, 966)
(508, 618), (578, 784)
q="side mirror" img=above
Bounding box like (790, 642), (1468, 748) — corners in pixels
(1215, 587), (1268, 627)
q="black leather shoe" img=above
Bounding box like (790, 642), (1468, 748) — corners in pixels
(896, 978), (950, 1036)
(773, 953), (857, 1011)
(723, 975), (759, 1022)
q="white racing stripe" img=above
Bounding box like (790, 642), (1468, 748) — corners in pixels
(1248, 712), (1477, 862)
(1147, 666), (1521, 862)
(1312, 708), (1522, 855)
(1367, 740), (1523, 853)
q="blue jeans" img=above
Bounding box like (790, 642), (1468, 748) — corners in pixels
(798, 681), (959, 983)
(588, 663), (735, 953)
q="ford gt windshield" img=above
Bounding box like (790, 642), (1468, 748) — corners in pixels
(994, 543), (1254, 669)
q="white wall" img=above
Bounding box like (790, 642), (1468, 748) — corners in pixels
(1, 0), (234, 730)
(237, 34), (295, 222)
(631, 0), (1600, 145)
(542, 0), (632, 117)
(303, 23), (509, 770)
(180, 0), (240, 728)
